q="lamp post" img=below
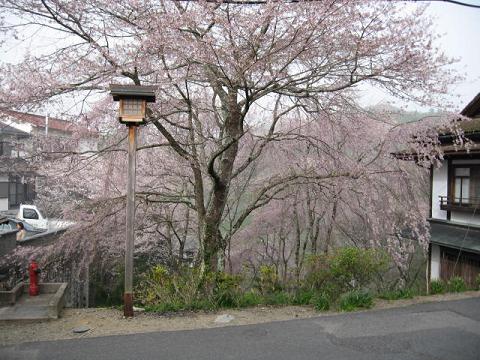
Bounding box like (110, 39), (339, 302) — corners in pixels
(110, 84), (156, 317)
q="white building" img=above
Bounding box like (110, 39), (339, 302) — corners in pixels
(0, 109), (96, 211)
(428, 93), (480, 287)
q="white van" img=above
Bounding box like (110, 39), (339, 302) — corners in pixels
(15, 204), (74, 231)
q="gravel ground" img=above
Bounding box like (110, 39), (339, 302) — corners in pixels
(1, 291), (479, 346)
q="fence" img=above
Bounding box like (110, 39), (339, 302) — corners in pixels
(440, 247), (480, 287)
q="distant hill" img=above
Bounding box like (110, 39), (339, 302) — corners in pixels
(365, 103), (446, 124)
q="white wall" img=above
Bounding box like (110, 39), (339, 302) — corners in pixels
(430, 244), (440, 280)
(0, 175), (8, 211)
(0, 198), (8, 211)
(432, 164), (448, 220)
(451, 212), (480, 226)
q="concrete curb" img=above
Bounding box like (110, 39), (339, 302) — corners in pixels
(45, 283), (68, 319)
(0, 282), (24, 306)
(0, 282), (68, 323)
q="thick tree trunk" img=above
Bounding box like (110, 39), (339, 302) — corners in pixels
(294, 206), (302, 282)
(325, 197), (339, 255)
(278, 233), (289, 285)
(203, 221), (223, 271)
(201, 89), (243, 272)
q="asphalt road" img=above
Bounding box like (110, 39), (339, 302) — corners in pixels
(2, 297), (480, 360)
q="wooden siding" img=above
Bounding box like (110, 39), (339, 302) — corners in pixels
(440, 247), (480, 287)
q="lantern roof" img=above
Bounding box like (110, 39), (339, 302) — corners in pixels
(110, 84), (156, 102)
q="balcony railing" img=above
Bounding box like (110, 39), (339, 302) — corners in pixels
(439, 196), (480, 213)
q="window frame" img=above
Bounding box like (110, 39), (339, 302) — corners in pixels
(449, 164), (480, 207)
(22, 208), (39, 220)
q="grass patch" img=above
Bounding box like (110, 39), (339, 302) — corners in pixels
(263, 291), (291, 306)
(310, 292), (330, 311)
(339, 291), (373, 312)
(378, 288), (415, 300)
(291, 290), (315, 305)
(447, 277), (467, 293)
(238, 291), (263, 308)
(429, 280), (446, 295)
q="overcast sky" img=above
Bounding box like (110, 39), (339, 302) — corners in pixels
(1, 1), (479, 114)
(425, 1), (480, 110)
(359, 1), (480, 112)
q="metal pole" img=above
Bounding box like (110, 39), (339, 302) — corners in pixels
(124, 125), (137, 317)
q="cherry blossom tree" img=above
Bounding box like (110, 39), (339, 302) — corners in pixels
(227, 102), (456, 287)
(0, 0), (463, 274)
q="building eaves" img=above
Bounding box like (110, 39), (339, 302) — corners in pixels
(428, 219), (480, 255)
(0, 122), (30, 137)
(461, 92), (480, 118)
(0, 108), (92, 136)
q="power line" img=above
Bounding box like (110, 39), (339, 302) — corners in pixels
(420, 0), (480, 9)
(175, 0), (480, 8)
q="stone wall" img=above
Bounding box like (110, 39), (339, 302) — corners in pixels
(16, 228), (68, 248)
(1, 228), (68, 257)
(0, 230), (17, 257)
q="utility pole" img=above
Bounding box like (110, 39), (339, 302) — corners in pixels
(124, 125), (137, 317)
(110, 84), (156, 317)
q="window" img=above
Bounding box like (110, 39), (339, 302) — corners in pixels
(452, 166), (480, 205)
(0, 182), (8, 198)
(23, 208), (39, 220)
(9, 180), (17, 207)
(0, 141), (12, 157)
(8, 176), (35, 208)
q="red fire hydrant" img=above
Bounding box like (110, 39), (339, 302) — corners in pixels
(28, 260), (40, 296)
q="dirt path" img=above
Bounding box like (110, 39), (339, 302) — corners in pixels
(1, 291), (479, 346)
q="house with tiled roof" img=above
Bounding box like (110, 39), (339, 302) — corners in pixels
(0, 109), (96, 211)
(428, 93), (480, 288)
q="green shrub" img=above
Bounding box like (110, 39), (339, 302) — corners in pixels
(136, 265), (173, 305)
(145, 301), (183, 313)
(258, 265), (280, 294)
(264, 291), (291, 306)
(329, 248), (388, 292)
(187, 298), (217, 311)
(430, 280), (445, 295)
(292, 290), (315, 305)
(138, 266), (264, 312)
(476, 274), (480, 290)
(378, 288), (415, 300)
(304, 254), (331, 290)
(339, 291), (373, 312)
(136, 266), (214, 310)
(311, 292), (330, 311)
(448, 277), (467, 293)
(305, 248), (388, 297)
(214, 272), (243, 308)
(238, 291), (263, 308)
